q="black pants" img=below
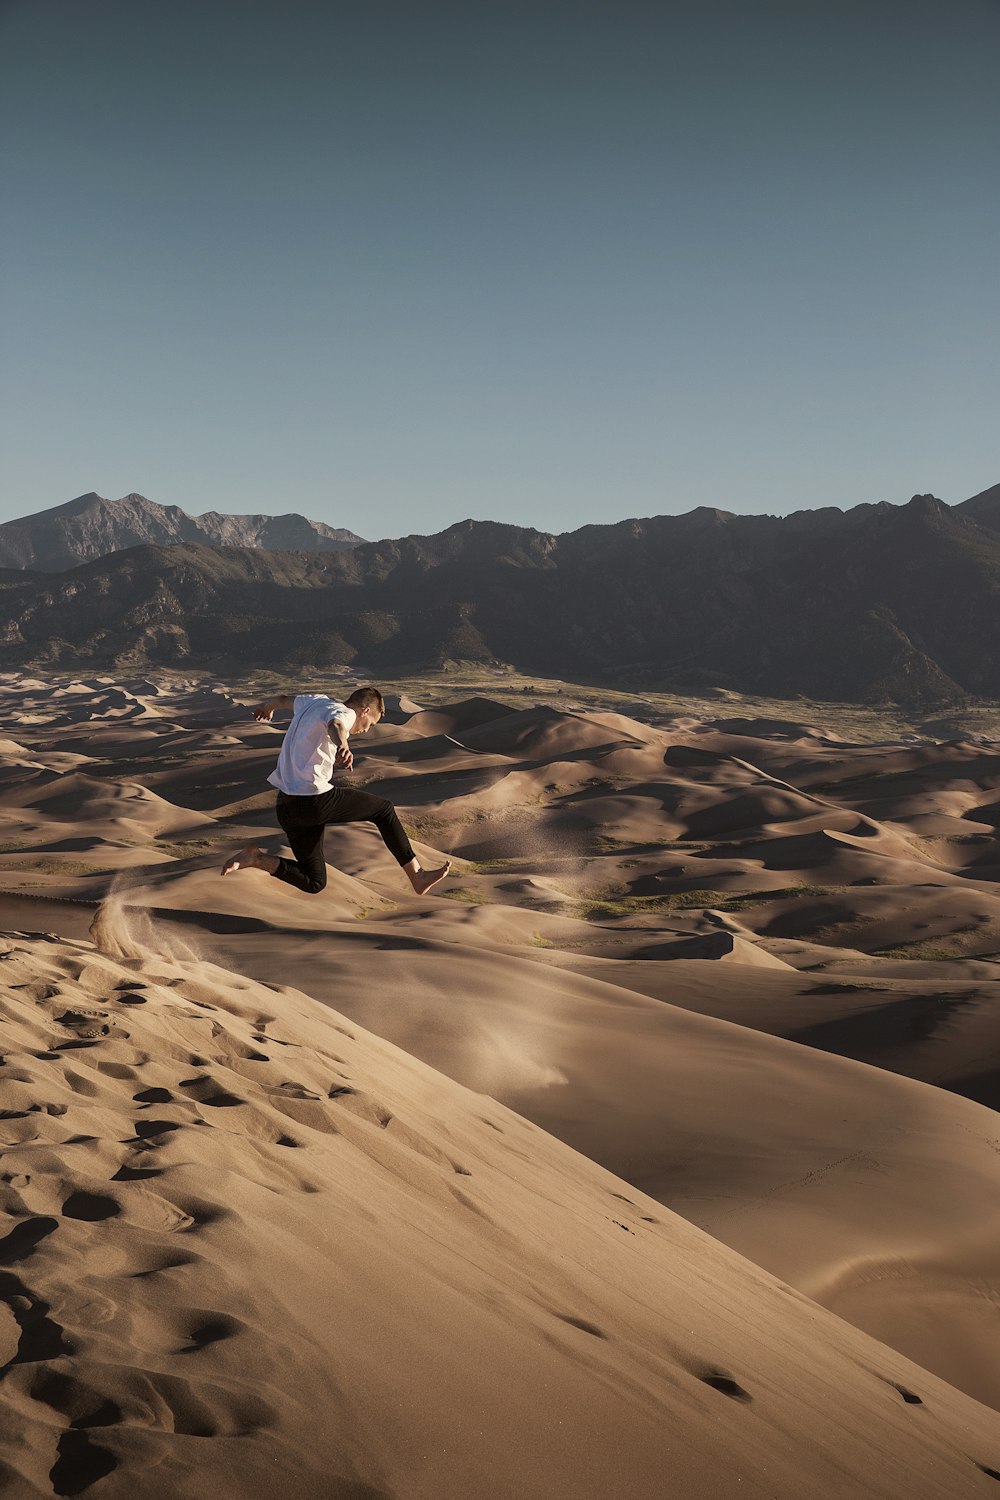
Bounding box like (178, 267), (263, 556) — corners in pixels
(272, 787), (414, 895)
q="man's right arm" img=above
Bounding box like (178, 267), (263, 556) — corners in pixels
(252, 693), (298, 722)
(327, 714), (354, 770)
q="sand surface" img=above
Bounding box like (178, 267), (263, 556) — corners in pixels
(4, 674), (1000, 1496)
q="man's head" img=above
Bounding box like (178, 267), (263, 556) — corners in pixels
(345, 685), (384, 734)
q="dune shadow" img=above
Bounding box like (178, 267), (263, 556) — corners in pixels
(788, 991), (979, 1063)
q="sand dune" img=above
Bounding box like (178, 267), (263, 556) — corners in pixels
(2, 928), (1000, 1498)
(5, 674), (1000, 1493)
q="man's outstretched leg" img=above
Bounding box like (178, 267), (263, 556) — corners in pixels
(336, 785), (450, 893)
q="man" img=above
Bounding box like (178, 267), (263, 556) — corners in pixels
(221, 686), (450, 896)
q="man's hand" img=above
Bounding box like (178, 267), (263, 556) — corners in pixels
(252, 693), (296, 722)
(334, 745), (354, 771)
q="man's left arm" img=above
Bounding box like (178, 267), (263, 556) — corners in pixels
(251, 692), (298, 722)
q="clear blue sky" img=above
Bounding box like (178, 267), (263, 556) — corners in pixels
(1, 0), (997, 538)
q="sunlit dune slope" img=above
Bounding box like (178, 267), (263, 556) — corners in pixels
(3, 927), (1000, 1500)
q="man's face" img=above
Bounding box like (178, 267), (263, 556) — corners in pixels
(354, 707), (381, 735)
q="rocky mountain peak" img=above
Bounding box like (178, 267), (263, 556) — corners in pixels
(0, 492), (365, 571)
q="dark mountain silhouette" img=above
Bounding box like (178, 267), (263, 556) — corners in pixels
(955, 481), (1000, 532)
(0, 492), (363, 570)
(1, 487), (998, 704)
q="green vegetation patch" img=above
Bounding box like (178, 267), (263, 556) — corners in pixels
(589, 836), (666, 853)
(1, 857), (116, 875)
(573, 884), (843, 921)
(439, 887), (493, 905)
(463, 857), (524, 872)
(712, 884), (842, 911)
(151, 837), (221, 858)
(871, 942), (962, 961)
(402, 816), (447, 837)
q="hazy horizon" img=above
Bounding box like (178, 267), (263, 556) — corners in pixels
(2, 0), (997, 535)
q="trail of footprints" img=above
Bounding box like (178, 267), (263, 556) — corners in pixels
(0, 942), (481, 1494)
(3, 937), (1000, 1495)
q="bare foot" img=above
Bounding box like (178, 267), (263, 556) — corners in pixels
(408, 860), (451, 896)
(221, 844), (267, 876)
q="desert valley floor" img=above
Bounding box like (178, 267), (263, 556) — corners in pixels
(4, 673), (1000, 1497)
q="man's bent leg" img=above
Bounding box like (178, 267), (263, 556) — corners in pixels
(221, 845), (279, 877)
(272, 824), (326, 894)
(273, 800), (328, 894)
(223, 794), (327, 893)
(317, 786), (450, 893)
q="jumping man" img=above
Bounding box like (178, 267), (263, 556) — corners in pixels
(221, 686), (451, 896)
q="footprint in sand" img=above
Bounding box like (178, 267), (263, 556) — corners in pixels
(0, 1216), (59, 1265)
(178, 1076), (246, 1109)
(94, 1061), (138, 1082)
(0, 1102), (67, 1119)
(274, 1081), (323, 1100)
(212, 1033), (269, 1062)
(168, 1201), (229, 1234)
(52, 1007), (123, 1051)
(111, 1162), (164, 1182)
(176, 1312), (244, 1354)
(33, 1360), (275, 1443)
(23, 983), (60, 1002)
(31, 1369), (122, 1429)
(556, 1314), (607, 1339)
(49, 1430), (118, 1495)
(133, 1118), (186, 1141)
(61, 1191), (121, 1222)
(133, 1087), (173, 1104)
(449, 1186), (494, 1224)
(887, 1380), (923, 1405)
(325, 1090), (392, 1129)
(266, 1036), (299, 1049)
(1, 1280), (75, 1363)
(699, 1371), (753, 1403)
(129, 1250), (200, 1278)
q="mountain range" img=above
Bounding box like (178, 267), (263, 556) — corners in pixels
(2, 482), (1000, 703)
(0, 490), (363, 570)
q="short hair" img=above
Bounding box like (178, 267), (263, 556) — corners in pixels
(345, 686), (384, 716)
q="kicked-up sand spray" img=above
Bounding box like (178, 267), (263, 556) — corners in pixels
(89, 870), (208, 964)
